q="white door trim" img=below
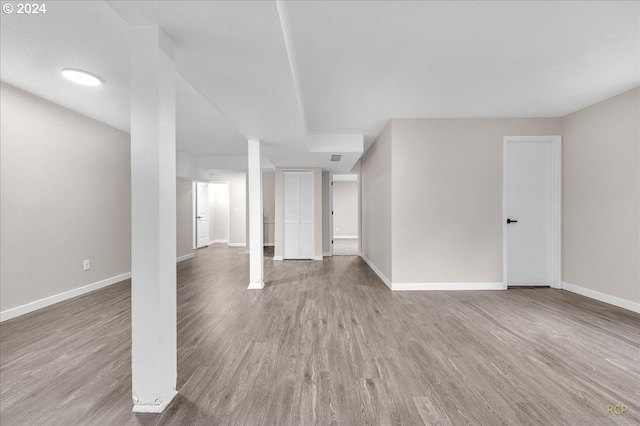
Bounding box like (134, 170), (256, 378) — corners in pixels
(503, 135), (562, 289)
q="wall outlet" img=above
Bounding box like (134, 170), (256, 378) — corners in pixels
(83, 260), (90, 271)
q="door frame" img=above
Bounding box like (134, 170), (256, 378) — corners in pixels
(329, 172), (361, 256)
(208, 181), (230, 245)
(503, 135), (562, 289)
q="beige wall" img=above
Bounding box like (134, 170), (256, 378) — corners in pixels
(333, 181), (359, 237)
(361, 121), (393, 280)
(563, 88), (640, 303)
(391, 118), (562, 284)
(209, 173), (246, 245)
(274, 167), (323, 259)
(176, 178), (193, 258)
(0, 83), (131, 312)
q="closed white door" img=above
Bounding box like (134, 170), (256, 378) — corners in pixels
(196, 182), (209, 248)
(505, 139), (552, 286)
(284, 171), (314, 259)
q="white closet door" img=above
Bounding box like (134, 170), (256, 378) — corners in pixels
(283, 171), (314, 260)
(298, 172), (314, 259)
(284, 172), (300, 259)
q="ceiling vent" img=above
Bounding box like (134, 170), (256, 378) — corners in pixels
(331, 154), (342, 162)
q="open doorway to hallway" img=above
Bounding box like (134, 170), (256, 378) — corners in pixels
(331, 174), (359, 256)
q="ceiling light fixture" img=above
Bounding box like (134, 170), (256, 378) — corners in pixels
(61, 68), (102, 86)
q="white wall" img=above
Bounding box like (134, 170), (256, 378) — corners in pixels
(361, 122), (393, 281)
(176, 178), (193, 259)
(0, 83), (131, 313)
(332, 181), (358, 238)
(563, 88), (640, 304)
(322, 171), (331, 254)
(209, 173), (246, 246)
(208, 182), (230, 243)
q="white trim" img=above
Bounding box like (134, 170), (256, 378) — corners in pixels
(228, 242), (246, 247)
(359, 253), (392, 290)
(0, 272), (131, 322)
(313, 255), (323, 261)
(273, 255), (283, 261)
(323, 252), (332, 257)
(334, 236), (358, 239)
(503, 136), (562, 289)
(561, 282), (640, 314)
(132, 390), (178, 413)
(247, 281), (265, 290)
(393, 282), (506, 291)
(176, 253), (194, 263)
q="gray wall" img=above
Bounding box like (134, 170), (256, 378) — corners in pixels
(176, 178), (193, 258)
(563, 88), (640, 303)
(391, 118), (562, 284)
(333, 181), (358, 237)
(0, 83), (131, 312)
(361, 121), (393, 281)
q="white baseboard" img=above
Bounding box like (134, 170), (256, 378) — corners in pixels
(562, 282), (640, 313)
(0, 272), (132, 322)
(132, 390), (178, 413)
(334, 236), (358, 239)
(323, 252), (332, 257)
(227, 243), (246, 247)
(247, 281), (265, 290)
(176, 253), (194, 263)
(313, 255), (323, 261)
(273, 256), (283, 261)
(359, 253), (392, 290)
(392, 282), (506, 291)
(209, 239), (228, 245)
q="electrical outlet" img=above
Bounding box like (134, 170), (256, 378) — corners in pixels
(83, 260), (90, 271)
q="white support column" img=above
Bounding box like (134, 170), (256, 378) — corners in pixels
(130, 26), (177, 413)
(248, 139), (264, 289)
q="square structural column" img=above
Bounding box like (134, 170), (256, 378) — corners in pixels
(130, 26), (178, 413)
(248, 139), (264, 289)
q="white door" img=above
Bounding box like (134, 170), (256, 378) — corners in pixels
(196, 182), (209, 248)
(284, 171), (314, 259)
(504, 139), (552, 286)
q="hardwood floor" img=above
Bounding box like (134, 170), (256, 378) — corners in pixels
(1, 245), (639, 425)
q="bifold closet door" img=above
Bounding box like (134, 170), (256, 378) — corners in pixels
(284, 171), (314, 259)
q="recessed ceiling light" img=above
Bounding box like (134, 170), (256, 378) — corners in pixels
(61, 68), (101, 86)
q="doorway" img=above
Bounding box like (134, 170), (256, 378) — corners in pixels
(208, 181), (230, 245)
(503, 136), (561, 288)
(195, 182), (209, 249)
(331, 173), (359, 256)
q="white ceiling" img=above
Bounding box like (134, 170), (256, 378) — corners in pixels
(2, 1), (638, 172)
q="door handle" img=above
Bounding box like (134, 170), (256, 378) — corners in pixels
(197, 216), (203, 219)
(507, 218), (518, 224)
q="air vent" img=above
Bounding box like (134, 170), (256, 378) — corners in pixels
(331, 154), (342, 162)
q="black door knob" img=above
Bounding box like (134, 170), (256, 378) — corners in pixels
(507, 218), (518, 224)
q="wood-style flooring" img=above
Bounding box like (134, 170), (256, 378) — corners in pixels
(1, 245), (639, 425)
